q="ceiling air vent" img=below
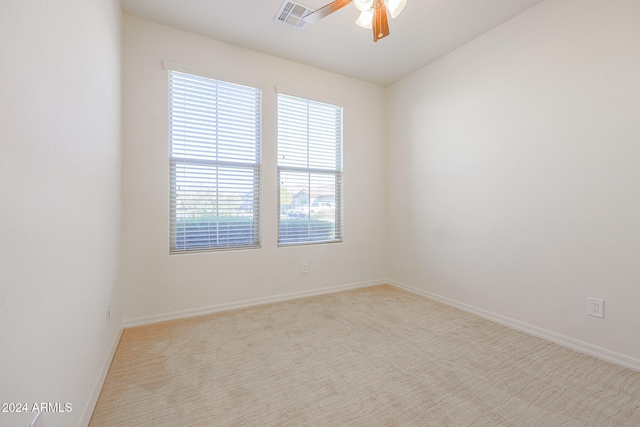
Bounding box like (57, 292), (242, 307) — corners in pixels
(274, 0), (313, 30)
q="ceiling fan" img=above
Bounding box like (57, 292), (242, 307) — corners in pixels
(303, 0), (407, 42)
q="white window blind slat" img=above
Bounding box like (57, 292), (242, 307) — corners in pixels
(169, 70), (261, 253)
(277, 94), (343, 245)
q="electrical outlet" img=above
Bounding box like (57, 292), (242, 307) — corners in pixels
(30, 411), (43, 427)
(587, 297), (604, 318)
(301, 261), (308, 274)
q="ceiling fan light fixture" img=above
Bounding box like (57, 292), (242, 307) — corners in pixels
(385, 0), (406, 18)
(353, 0), (374, 12)
(355, 8), (374, 29)
(301, 0), (405, 42)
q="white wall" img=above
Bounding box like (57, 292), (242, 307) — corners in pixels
(121, 16), (387, 323)
(0, 1), (122, 426)
(387, 0), (640, 366)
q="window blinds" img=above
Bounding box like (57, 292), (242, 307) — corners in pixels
(277, 93), (343, 245)
(169, 70), (261, 253)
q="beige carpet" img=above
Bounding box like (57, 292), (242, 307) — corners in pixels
(90, 285), (640, 426)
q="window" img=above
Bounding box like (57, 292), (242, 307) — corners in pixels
(169, 70), (261, 253)
(277, 93), (343, 245)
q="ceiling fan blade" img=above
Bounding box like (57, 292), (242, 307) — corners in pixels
(372, 0), (389, 42)
(302, 0), (353, 24)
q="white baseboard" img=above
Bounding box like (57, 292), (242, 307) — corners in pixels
(123, 279), (386, 328)
(78, 324), (124, 427)
(388, 280), (640, 372)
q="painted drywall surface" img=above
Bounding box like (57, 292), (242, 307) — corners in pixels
(387, 0), (640, 360)
(121, 16), (387, 321)
(0, 1), (122, 426)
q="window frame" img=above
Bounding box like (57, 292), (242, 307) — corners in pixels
(276, 92), (344, 246)
(168, 69), (262, 254)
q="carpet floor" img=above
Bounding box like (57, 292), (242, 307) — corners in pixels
(89, 285), (640, 426)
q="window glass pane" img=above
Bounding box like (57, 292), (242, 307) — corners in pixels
(279, 171), (339, 244)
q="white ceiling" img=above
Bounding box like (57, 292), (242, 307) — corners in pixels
(120, 0), (544, 86)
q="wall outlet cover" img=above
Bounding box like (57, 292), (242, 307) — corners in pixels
(587, 297), (604, 318)
(30, 411), (43, 427)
